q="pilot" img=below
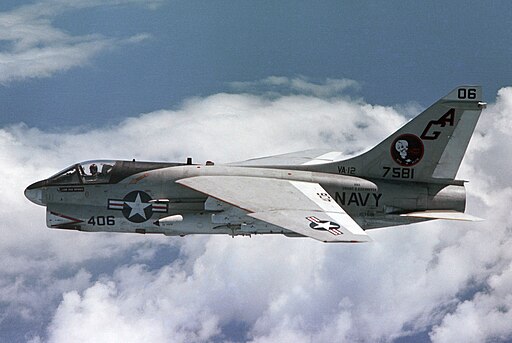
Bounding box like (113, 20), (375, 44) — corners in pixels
(89, 163), (98, 176)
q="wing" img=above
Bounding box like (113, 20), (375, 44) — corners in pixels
(229, 149), (346, 166)
(176, 176), (371, 243)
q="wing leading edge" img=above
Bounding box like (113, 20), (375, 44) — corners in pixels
(176, 176), (370, 243)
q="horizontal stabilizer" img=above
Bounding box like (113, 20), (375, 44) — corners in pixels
(400, 210), (483, 221)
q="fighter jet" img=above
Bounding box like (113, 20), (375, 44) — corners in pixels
(25, 86), (486, 242)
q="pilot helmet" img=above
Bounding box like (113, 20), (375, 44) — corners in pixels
(90, 163), (98, 174)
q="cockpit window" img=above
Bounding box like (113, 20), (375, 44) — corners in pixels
(48, 166), (81, 185)
(47, 160), (116, 185)
(79, 161), (115, 184)
(46, 160), (184, 186)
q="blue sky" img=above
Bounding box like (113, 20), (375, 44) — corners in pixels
(2, 1), (512, 343)
(1, 1), (511, 128)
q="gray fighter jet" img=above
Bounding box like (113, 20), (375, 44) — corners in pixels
(25, 86), (486, 242)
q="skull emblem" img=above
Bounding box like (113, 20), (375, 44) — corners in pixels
(391, 134), (424, 166)
(395, 139), (409, 160)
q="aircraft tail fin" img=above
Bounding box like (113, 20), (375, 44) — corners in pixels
(331, 86), (485, 182)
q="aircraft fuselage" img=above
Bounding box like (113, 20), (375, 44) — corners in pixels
(25, 86), (484, 242)
(25, 160), (466, 237)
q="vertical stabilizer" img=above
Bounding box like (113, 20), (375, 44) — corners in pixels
(325, 86), (485, 182)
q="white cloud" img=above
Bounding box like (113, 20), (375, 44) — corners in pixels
(1, 80), (512, 342)
(427, 87), (512, 343)
(0, 0), (155, 83)
(230, 76), (361, 98)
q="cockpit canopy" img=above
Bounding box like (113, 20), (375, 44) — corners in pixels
(48, 160), (116, 185)
(44, 160), (185, 186)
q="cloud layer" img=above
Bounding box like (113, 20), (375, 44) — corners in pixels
(1, 79), (511, 342)
(0, 0), (156, 84)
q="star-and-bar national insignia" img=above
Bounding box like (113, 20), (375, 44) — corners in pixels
(306, 216), (343, 236)
(108, 191), (168, 223)
(108, 199), (124, 210)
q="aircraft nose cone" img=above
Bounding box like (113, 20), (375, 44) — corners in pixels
(25, 180), (47, 206)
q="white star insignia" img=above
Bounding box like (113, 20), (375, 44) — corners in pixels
(125, 193), (151, 219)
(312, 221), (337, 230)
